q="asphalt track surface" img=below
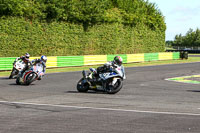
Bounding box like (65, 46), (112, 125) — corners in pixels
(0, 62), (200, 133)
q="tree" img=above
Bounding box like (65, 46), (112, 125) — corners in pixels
(194, 28), (200, 46)
(66, 0), (112, 31)
(173, 34), (183, 46)
(165, 40), (173, 47)
(172, 28), (200, 47)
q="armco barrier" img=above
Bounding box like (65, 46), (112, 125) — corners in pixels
(0, 52), (180, 71)
(159, 52), (173, 60)
(84, 55), (107, 66)
(144, 53), (159, 61)
(127, 54), (144, 63)
(57, 56), (84, 67)
(0, 57), (16, 70)
(172, 52), (180, 60)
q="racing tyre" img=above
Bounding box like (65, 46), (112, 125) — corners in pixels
(9, 69), (17, 79)
(9, 75), (13, 79)
(25, 72), (37, 85)
(77, 78), (89, 92)
(106, 78), (123, 94)
(16, 77), (21, 85)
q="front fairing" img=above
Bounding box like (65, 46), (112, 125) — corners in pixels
(14, 60), (25, 71)
(20, 70), (35, 83)
(99, 66), (124, 80)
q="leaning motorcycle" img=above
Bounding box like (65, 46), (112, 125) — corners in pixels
(77, 66), (125, 94)
(9, 60), (25, 79)
(15, 63), (44, 85)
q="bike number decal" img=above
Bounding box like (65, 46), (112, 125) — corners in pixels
(103, 73), (110, 78)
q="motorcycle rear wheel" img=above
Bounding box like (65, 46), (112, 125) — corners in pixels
(9, 68), (18, 79)
(16, 77), (21, 85)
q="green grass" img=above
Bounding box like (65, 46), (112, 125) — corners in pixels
(165, 47), (176, 50)
(1, 56), (200, 77)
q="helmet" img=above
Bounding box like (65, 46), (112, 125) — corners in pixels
(25, 53), (30, 59)
(41, 55), (47, 62)
(113, 56), (123, 66)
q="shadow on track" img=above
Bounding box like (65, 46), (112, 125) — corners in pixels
(0, 77), (10, 80)
(187, 90), (200, 93)
(9, 83), (36, 86)
(66, 90), (107, 94)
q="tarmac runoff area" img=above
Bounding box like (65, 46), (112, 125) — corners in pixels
(0, 62), (200, 133)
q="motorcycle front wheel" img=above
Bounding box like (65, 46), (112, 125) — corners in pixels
(77, 78), (89, 92)
(106, 78), (123, 94)
(25, 72), (37, 85)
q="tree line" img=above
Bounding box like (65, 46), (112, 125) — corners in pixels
(0, 0), (166, 32)
(166, 28), (200, 47)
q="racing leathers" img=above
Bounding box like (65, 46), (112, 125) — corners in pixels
(31, 59), (46, 74)
(16, 56), (33, 78)
(94, 61), (126, 80)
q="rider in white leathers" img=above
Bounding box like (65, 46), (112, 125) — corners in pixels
(94, 56), (126, 80)
(31, 55), (47, 74)
(17, 53), (32, 78)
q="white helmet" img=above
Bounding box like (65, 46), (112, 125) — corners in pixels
(25, 53), (30, 59)
(41, 55), (47, 62)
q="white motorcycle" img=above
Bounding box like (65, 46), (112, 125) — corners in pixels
(16, 62), (44, 85)
(9, 60), (25, 79)
(77, 66), (126, 94)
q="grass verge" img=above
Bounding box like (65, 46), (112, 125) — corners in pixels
(1, 57), (200, 77)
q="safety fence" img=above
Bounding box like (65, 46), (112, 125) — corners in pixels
(0, 52), (180, 70)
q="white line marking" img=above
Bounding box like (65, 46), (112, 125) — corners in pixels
(0, 101), (200, 116)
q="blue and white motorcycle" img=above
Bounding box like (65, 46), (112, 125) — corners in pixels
(77, 66), (126, 94)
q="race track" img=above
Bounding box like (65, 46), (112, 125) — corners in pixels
(0, 62), (200, 133)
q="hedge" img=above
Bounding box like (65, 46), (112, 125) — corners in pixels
(0, 17), (165, 57)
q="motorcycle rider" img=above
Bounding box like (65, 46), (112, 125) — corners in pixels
(14, 53), (30, 64)
(31, 55), (47, 77)
(9, 53), (31, 79)
(93, 56), (126, 80)
(16, 53), (33, 79)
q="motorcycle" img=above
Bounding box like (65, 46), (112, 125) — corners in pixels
(9, 60), (25, 79)
(16, 69), (38, 85)
(77, 66), (125, 94)
(15, 63), (44, 85)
